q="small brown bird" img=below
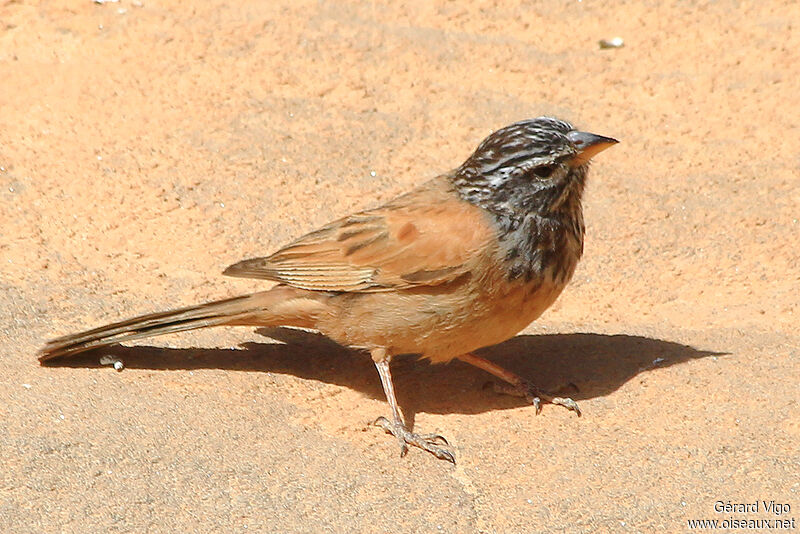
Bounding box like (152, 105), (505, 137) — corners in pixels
(39, 117), (617, 462)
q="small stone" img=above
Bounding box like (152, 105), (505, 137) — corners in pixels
(100, 355), (124, 371)
(599, 37), (624, 49)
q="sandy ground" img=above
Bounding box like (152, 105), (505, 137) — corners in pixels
(1, 1), (798, 532)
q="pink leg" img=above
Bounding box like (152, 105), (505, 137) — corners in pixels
(456, 352), (581, 416)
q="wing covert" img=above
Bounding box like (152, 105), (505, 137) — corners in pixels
(223, 178), (494, 293)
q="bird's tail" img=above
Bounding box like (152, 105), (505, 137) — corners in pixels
(38, 288), (308, 362)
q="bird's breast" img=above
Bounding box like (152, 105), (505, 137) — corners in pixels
(495, 210), (584, 287)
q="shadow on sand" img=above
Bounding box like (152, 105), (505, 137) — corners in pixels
(42, 327), (724, 421)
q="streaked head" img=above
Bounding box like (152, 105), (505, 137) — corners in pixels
(454, 117), (617, 214)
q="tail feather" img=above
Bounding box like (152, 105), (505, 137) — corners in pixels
(38, 294), (264, 362)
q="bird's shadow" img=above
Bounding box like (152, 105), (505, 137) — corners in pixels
(43, 327), (724, 419)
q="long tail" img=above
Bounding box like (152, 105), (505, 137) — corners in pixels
(38, 291), (292, 362)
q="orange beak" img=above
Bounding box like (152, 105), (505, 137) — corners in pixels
(566, 131), (619, 167)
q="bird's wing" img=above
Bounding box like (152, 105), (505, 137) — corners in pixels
(223, 178), (495, 292)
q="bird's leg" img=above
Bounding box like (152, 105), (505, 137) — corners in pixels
(371, 349), (454, 463)
(457, 352), (581, 416)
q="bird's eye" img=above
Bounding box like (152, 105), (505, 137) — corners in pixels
(531, 164), (556, 179)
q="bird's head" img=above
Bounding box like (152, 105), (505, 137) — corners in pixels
(454, 117), (617, 216)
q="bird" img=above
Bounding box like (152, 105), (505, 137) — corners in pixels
(39, 117), (617, 463)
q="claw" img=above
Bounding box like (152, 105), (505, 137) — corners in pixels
(489, 380), (580, 417)
(373, 417), (455, 464)
(551, 396), (582, 417)
(416, 433), (449, 446)
(373, 415), (390, 427)
(531, 395), (542, 415)
(435, 448), (456, 464)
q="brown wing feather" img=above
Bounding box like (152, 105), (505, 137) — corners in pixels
(223, 177), (495, 293)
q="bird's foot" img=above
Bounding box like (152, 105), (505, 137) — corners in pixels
(489, 380), (581, 417)
(373, 416), (455, 464)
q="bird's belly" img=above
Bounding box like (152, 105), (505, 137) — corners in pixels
(414, 279), (567, 363)
(318, 276), (567, 363)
